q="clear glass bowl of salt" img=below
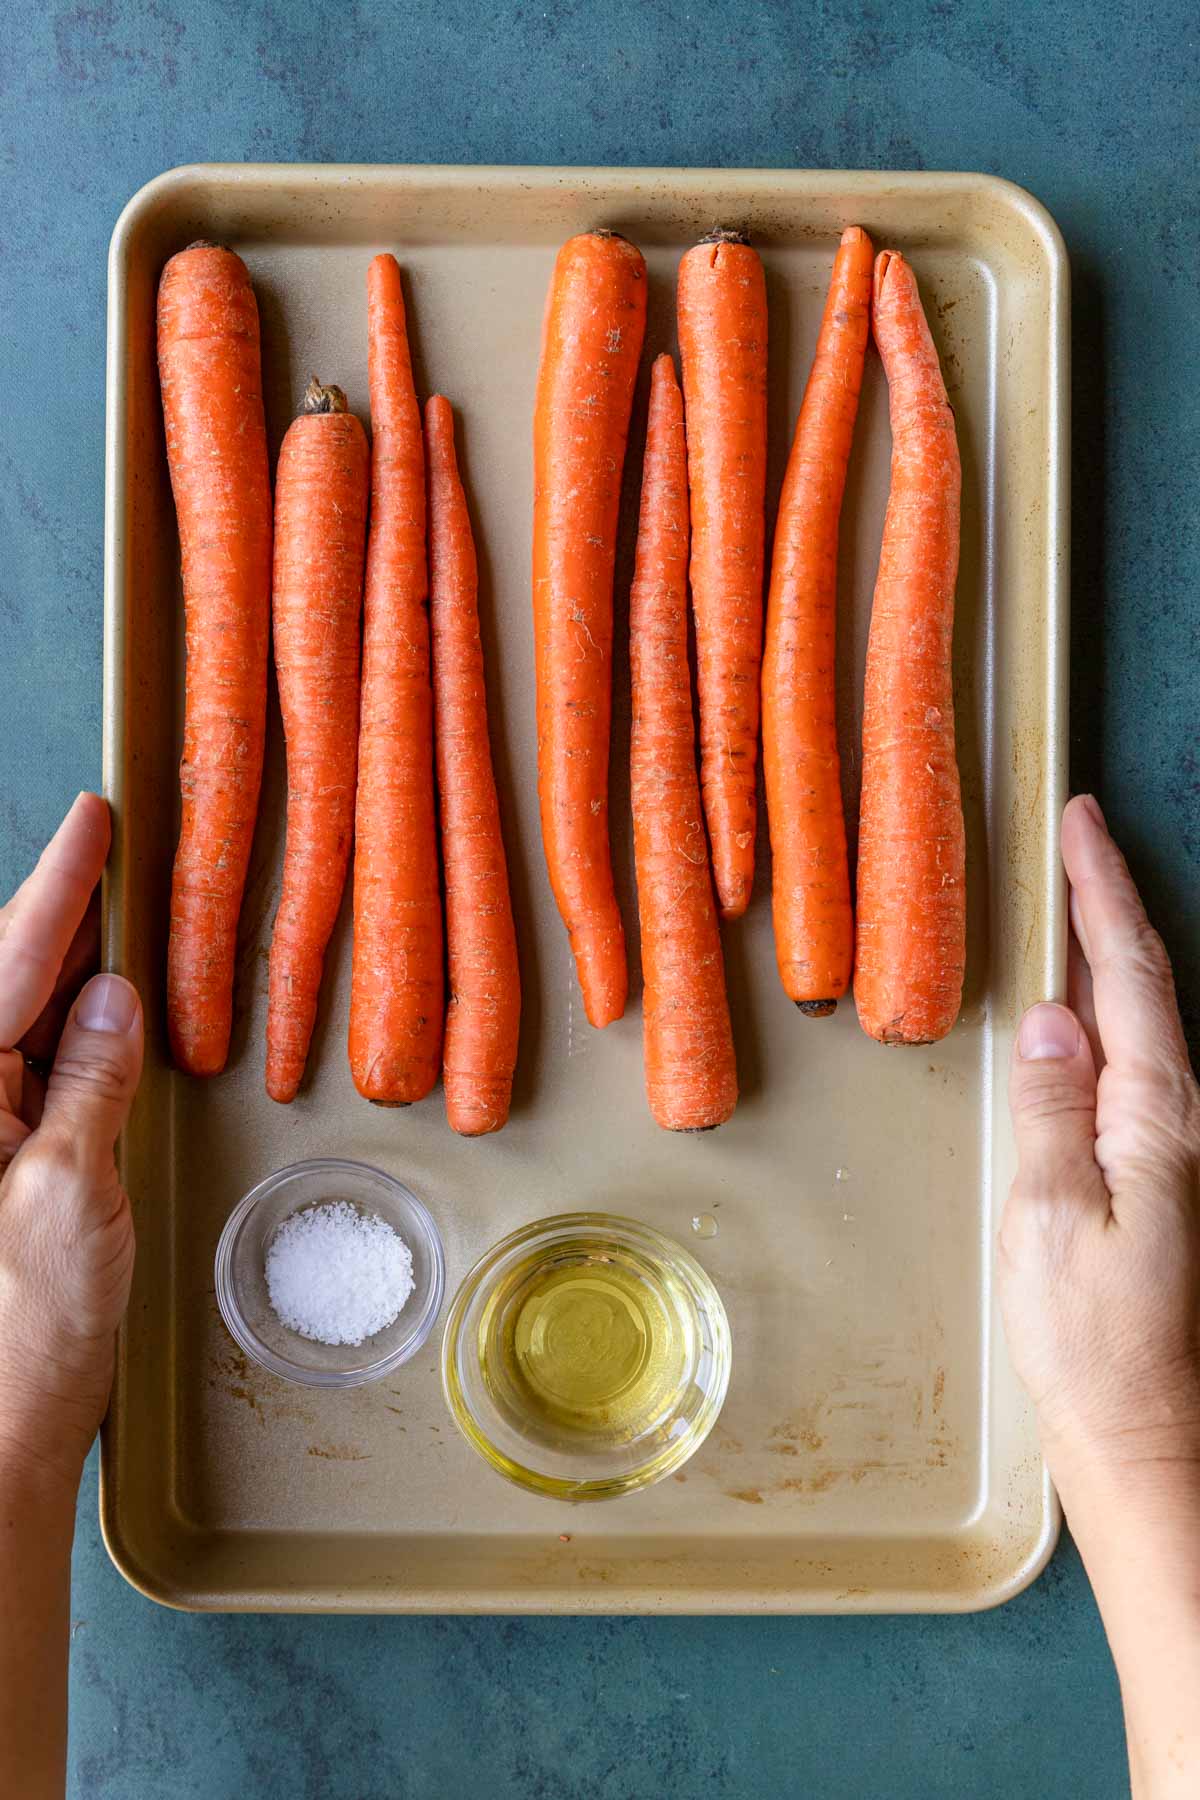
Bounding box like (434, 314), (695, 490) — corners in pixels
(215, 1158), (446, 1387)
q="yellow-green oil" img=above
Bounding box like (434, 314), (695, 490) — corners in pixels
(477, 1242), (689, 1448)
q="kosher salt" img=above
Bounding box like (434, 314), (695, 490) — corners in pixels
(265, 1202), (415, 1346)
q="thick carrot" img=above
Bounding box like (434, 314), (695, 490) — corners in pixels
(158, 243), (272, 1077)
(630, 356), (737, 1132)
(676, 230), (768, 920)
(854, 251), (965, 1045)
(533, 230), (646, 1028)
(425, 396), (521, 1136)
(349, 254), (444, 1103)
(266, 380), (369, 1103)
(762, 226), (873, 1015)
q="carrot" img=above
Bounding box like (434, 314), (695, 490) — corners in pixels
(265, 380), (369, 1102)
(676, 229), (768, 921)
(854, 251), (965, 1046)
(533, 230), (646, 1028)
(631, 356), (737, 1131)
(157, 243), (272, 1077)
(349, 254), (444, 1104)
(425, 396), (521, 1136)
(762, 226), (873, 1015)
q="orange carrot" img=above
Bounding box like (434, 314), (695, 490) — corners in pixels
(631, 356), (737, 1131)
(425, 396), (521, 1136)
(349, 255), (444, 1103)
(157, 243), (272, 1077)
(533, 230), (646, 1028)
(762, 226), (873, 1015)
(266, 380), (369, 1102)
(854, 251), (965, 1045)
(676, 230), (768, 920)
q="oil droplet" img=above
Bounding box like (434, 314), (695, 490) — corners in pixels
(691, 1213), (718, 1240)
(835, 1167), (851, 1183)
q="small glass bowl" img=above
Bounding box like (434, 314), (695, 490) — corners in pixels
(215, 1158), (445, 1388)
(442, 1212), (731, 1501)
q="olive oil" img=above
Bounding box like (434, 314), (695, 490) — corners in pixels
(443, 1213), (732, 1500)
(477, 1239), (694, 1448)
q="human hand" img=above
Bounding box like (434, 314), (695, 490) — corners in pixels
(0, 793), (143, 1491)
(1001, 793), (1200, 1521)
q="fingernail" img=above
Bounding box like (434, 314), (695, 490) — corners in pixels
(1018, 1003), (1080, 1061)
(76, 975), (138, 1035)
(1079, 793), (1106, 831)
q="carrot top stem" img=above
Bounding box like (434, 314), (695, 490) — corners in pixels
(183, 238), (219, 251)
(700, 227), (749, 246)
(301, 377), (349, 415)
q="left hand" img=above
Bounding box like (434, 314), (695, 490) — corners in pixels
(0, 793), (143, 1488)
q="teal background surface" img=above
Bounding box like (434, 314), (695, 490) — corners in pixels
(3, 0), (1197, 1793)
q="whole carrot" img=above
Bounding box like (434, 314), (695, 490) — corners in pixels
(266, 380), (369, 1102)
(677, 229), (768, 920)
(533, 230), (646, 1028)
(425, 396), (521, 1136)
(631, 356), (737, 1132)
(158, 243), (272, 1077)
(854, 251), (965, 1045)
(762, 226), (873, 1015)
(349, 255), (444, 1104)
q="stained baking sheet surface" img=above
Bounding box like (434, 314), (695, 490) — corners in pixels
(103, 164), (1067, 1612)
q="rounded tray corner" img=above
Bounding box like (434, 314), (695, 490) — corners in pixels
(962, 170), (1069, 286)
(968, 1478), (1063, 1615)
(110, 163), (207, 259)
(98, 1459), (202, 1614)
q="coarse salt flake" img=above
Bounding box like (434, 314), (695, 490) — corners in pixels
(265, 1201), (415, 1346)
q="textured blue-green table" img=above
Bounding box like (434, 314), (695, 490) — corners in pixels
(6, 2), (1197, 1794)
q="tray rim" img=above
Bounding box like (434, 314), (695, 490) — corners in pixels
(101, 160), (1069, 1615)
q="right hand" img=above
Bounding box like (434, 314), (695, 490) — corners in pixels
(1000, 794), (1200, 1511)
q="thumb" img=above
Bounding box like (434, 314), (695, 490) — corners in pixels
(39, 974), (143, 1172)
(1009, 1003), (1107, 1208)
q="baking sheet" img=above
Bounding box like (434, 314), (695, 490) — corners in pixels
(102, 163), (1068, 1612)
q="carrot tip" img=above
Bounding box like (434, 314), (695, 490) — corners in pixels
(700, 226), (750, 247)
(796, 999), (837, 1018)
(301, 376), (349, 415)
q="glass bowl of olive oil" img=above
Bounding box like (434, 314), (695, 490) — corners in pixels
(441, 1213), (731, 1501)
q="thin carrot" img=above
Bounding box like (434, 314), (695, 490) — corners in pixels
(157, 242), (272, 1077)
(533, 230), (646, 1028)
(266, 380), (369, 1103)
(349, 254), (444, 1104)
(630, 356), (738, 1132)
(676, 229), (768, 921)
(425, 396), (521, 1136)
(854, 250), (965, 1045)
(762, 226), (873, 1015)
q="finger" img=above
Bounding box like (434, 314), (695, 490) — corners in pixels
(1009, 1002), (1109, 1212)
(1061, 794), (1192, 1079)
(0, 1108), (30, 1172)
(38, 974), (143, 1177)
(0, 794), (111, 1051)
(0, 1048), (45, 1134)
(16, 885), (102, 1066)
(1066, 925), (1103, 1075)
